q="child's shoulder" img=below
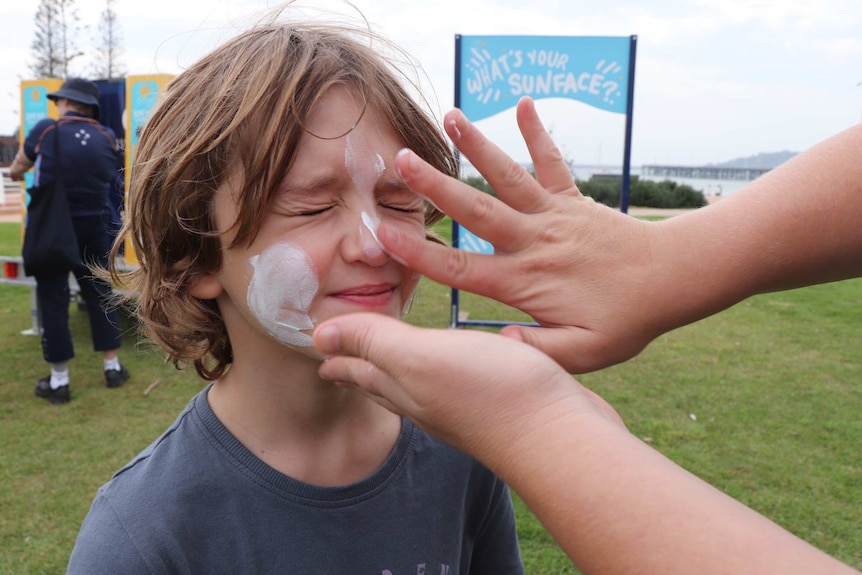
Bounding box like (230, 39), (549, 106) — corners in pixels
(103, 390), (210, 491)
(407, 422), (500, 481)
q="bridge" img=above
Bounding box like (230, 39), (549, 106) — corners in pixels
(640, 165), (771, 181)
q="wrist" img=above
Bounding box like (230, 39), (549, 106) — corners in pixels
(647, 212), (752, 334)
(472, 377), (627, 486)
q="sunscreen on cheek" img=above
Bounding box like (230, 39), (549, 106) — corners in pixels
(247, 243), (318, 348)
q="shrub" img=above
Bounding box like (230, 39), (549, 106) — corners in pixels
(461, 175), (496, 197)
(461, 174), (708, 210)
(578, 175), (707, 209)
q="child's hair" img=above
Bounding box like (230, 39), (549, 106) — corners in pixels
(111, 15), (456, 381)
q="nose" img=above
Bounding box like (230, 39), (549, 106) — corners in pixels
(340, 209), (389, 267)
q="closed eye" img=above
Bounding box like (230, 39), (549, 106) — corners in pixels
(380, 203), (422, 214)
(377, 180), (423, 215)
(297, 205), (336, 217)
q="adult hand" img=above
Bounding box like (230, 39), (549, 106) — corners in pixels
(388, 102), (862, 375)
(386, 96), (661, 373)
(314, 313), (860, 575)
(313, 313), (624, 463)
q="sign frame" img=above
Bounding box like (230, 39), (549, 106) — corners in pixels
(451, 34), (638, 329)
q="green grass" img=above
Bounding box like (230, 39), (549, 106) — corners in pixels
(1, 219), (861, 573)
(578, 281), (862, 569)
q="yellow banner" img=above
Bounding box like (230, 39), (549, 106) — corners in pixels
(19, 79), (63, 226)
(123, 74), (173, 264)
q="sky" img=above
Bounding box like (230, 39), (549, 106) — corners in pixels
(1, 0), (860, 167)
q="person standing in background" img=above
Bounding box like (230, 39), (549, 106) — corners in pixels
(9, 78), (130, 404)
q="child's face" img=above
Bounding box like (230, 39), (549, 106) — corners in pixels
(197, 87), (426, 358)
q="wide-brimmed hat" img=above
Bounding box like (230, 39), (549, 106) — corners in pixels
(47, 78), (101, 119)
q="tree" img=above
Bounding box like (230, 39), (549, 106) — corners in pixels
(29, 0), (84, 79)
(91, 0), (126, 79)
(461, 175), (496, 197)
(29, 0), (63, 78)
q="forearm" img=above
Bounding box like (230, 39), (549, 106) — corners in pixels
(9, 147), (33, 181)
(647, 123), (862, 334)
(311, 314), (858, 572)
(490, 401), (857, 575)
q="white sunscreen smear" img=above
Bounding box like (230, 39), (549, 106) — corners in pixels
(345, 133), (387, 259)
(360, 211), (384, 254)
(247, 242), (318, 348)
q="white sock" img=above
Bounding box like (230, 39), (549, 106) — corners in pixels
(104, 357), (121, 372)
(49, 367), (69, 389)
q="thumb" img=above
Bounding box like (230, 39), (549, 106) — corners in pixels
(314, 313), (420, 409)
(314, 312), (407, 366)
(500, 325), (620, 374)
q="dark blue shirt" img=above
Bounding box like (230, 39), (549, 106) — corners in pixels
(24, 112), (120, 218)
(67, 386), (525, 574)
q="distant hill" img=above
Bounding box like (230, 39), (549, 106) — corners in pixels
(707, 151), (797, 169)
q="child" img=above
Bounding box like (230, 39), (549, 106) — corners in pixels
(66, 15), (525, 575)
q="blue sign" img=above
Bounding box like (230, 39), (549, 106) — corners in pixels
(458, 35), (632, 121)
(458, 227), (494, 255)
(23, 86), (50, 133)
(451, 35), (637, 328)
(129, 80), (159, 146)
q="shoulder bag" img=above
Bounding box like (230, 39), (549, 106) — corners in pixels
(22, 121), (83, 276)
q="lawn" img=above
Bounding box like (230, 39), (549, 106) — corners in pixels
(1, 219), (860, 574)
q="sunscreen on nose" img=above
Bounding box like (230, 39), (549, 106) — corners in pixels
(346, 132), (388, 259)
(361, 211), (385, 255)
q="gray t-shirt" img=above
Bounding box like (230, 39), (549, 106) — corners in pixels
(67, 386), (524, 574)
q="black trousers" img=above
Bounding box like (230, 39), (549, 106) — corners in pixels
(35, 213), (122, 364)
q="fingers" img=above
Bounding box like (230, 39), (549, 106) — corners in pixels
(377, 222), (509, 298)
(516, 97), (583, 196)
(497, 325), (627, 427)
(314, 314), (416, 409)
(315, 312), (399, 364)
(313, 314), (623, 458)
(500, 324), (640, 375)
(395, 149), (534, 253)
(500, 325), (588, 372)
(443, 107), (551, 215)
(318, 355), (405, 416)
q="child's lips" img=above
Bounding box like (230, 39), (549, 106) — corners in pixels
(331, 284), (398, 307)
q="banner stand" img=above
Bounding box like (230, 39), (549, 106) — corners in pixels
(451, 34), (637, 329)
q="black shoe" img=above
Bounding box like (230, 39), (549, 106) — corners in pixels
(35, 376), (70, 404)
(105, 365), (130, 388)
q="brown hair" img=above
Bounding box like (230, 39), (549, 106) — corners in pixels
(111, 17), (456, 381)
(65, 99), (98, 119)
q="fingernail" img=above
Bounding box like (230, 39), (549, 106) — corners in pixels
(447, 118), (462, 141)
(445, 109), (468, 141)
(314, 324), (340, 353)
(376, 224), (408, 265)
(395, 148), (414, 180)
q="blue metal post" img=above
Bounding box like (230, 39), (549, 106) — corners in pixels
(619, 35), (638, 214)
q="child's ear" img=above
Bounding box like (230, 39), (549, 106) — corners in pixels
(188, 273), (224, 300)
